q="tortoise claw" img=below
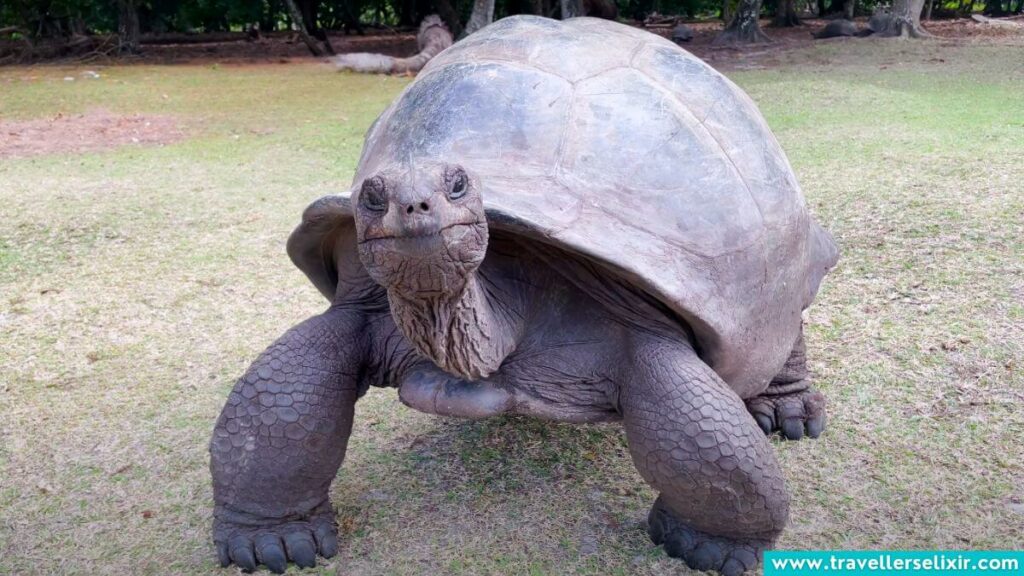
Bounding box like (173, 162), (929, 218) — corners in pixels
(746, 387), (827, 441)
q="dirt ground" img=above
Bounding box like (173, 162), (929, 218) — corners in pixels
(0, 109), (182, 158)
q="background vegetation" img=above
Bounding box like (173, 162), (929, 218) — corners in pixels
(2, 0), (1019, 43)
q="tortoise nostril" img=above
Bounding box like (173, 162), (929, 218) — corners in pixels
(403, 202), (431, 215)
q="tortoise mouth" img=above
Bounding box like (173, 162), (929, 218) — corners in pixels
(357, 220), (488, 295)
(360, 221), (474, 242)
(359, 222), (488, 263)
(361, 221), (484, 249)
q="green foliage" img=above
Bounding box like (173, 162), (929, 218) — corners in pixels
(0, 0), (729, 37)
(168, 0), (267, 31)
(0, 0), (1007, 42)
(1, 0), (116, 36)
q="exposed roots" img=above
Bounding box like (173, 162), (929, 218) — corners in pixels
(713, 22), (773, 45)
(869, 11), (934, 38)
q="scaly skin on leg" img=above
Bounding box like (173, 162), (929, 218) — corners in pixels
(745, 332), (828, 440)
(209, 306), (368, 573)
(620, 339), (790, 576)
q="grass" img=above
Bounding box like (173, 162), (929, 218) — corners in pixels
(1, 38), (1023, 575)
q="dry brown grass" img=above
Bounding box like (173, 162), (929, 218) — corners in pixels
(1, 37), (1022, 575)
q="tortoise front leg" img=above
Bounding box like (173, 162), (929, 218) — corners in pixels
(209, 305), (368, 573)
(397, 362), (514, 419)
(620, 338), (790, 576)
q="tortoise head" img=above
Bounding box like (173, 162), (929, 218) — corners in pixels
(353, 162), (489, 297)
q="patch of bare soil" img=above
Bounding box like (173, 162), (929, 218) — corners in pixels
(0, 109), (183, 158)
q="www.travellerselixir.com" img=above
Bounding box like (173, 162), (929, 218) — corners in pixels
(764, 551), (1023, 574)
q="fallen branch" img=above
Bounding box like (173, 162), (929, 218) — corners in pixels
(971, 14), (1023, 28)
(331, 15), (452, 74)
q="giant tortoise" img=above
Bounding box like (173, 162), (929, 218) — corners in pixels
(210, 15), (839, 575)
(813, 19), (863, 39)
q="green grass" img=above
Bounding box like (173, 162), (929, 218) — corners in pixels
(1, 39), (1023, 575)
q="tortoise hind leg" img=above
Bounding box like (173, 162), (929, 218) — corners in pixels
(745, 330), (828, 440)
(620, 338), (789, 576)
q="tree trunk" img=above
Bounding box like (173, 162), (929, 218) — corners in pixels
(924, 0), (934, 19)
(400, 0), (416, 25)
(297, 0), (335, 53)
(334, 0), (365, 34)
(561, 0), (584, 18)
(260, 0), (279, 32)
(117, 0), (140, 54)
(70, 17), (87, 37)
(298, 0), (318, 32)
(983, 0), (999, 13)
(715, 0), (771, 43)
(843, 0), (856, 18)
(871, 0), (930, 37)
(724, 0), (736, 21)
(582, 0), (619, 18)
(773, 0), (801, 26)
(433, 0), (464, 37)
(464, 0), (496, 35)
(530, 0), (545, 14)
(282, 0), (325, 55)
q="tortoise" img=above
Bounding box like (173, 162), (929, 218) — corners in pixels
(672, 23), (695, 43)
(813, 19), (862, 39)
(209, 15), (839, 575)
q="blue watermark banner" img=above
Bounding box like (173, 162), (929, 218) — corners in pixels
(764, 551), (1023, 575)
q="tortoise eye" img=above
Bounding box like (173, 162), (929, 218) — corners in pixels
(360, 177), (387, 212)
(447, 169), (468, 200)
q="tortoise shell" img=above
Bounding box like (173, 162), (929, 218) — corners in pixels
(289, 16), (838, 396)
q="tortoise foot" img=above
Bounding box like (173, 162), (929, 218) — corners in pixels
(746, 386), (827, 440)
(648, 496), (770, 576)
(213, 502), (338, 573)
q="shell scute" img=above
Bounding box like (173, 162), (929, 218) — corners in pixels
(633, 42), (805, 227)
(357, 61), (572, 182)
(561, 67), (765, 257)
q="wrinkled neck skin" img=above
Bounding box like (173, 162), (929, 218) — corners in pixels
(386, 266), (524, 381)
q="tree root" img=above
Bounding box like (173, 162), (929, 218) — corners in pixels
(713, 24), (773, 45)
(869, 10), (933, 37)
